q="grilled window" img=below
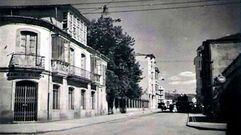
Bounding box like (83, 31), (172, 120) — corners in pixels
(81, 90), (86, 109)
(68, 87), (74, 110)
(53, 85), (60, 109)
(91, 92), (95, 109)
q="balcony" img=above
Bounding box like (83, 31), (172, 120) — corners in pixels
(91, 73), (101, 84)
(51, 60), (70, 76)
(9, 53), (45, 71)
(68, 65), (91, 82)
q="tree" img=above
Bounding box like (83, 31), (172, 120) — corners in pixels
(88, 16), (142, 113)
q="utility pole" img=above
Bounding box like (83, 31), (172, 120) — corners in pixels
(101, 5), (108, 17)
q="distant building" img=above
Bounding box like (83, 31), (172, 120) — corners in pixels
(194, 33), (241, 115)
(194, 47), (203, 105)
(136, 53), (159, 109)
(157, 86), (165, 103)
(0, 4), (108, 123)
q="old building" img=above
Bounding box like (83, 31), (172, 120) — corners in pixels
(158, 86), (165, 103)
(136, 53), (160, 109)
(154, 67), (164, 106)
(194, 33), (241, 115)
(0, 4), (108, 123)
(194, 47), (203, 105)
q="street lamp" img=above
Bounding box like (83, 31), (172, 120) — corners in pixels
(214, 74), (226, 85)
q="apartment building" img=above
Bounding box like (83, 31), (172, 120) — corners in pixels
(194, 33), (241, 115)
(0, 4), (108, 123)
(136, 53), (159, 109)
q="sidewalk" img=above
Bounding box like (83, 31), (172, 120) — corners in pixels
(0, 109), (160, 134)
(186, 113), (227, 131)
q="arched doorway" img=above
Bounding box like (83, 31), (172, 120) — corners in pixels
(14, 81), (38, 121)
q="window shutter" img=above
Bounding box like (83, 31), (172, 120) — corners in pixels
(64, 41), (70, 63)
(52, 35), (58, 59)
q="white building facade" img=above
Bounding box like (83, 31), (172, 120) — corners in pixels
(136, 54), (159, 109)
(0, 5), (108, 123)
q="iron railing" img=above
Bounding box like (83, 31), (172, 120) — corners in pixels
(10, 53), (45, 69)
(51, 60), (70, 75)
(51, 59), (102, 82)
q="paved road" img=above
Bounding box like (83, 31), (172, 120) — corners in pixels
(42, 113), (225, 135)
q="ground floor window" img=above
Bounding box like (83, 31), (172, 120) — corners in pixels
(81, 90), (86, 109)
(53, 85), (60, 109)
(68, 87), (74, 110)
(91, 91), (95, 109)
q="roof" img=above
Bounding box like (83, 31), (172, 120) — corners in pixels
(0, 4), (90, 24)
(203, 33), (241, 44)
(218, 33), (241, 40)
(135, 53), (156, 59)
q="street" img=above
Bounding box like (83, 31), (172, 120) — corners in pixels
(43, 113), (225, 135)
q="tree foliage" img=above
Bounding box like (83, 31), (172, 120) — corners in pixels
(88, 16), (142, 102)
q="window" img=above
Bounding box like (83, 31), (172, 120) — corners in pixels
(90, 56), (97, 73)
(63, 12), (68, 29)
(68, 13), (73, 34)
(53, 85), (60, 109)
(68, 87), (74, 110)
(83, 25), (87, 45)
(19, 31), (38, 55)
(81, 90), (86, 109)
(81, 53), (86, 69)
(52, 35), (69, 62)
(103, 65), (107, 85)
(69, 48), (75, 65)
(91, 92), (95, 109)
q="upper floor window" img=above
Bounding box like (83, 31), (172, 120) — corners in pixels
(18, 31), (38, 55)
(63, 12), (68, 29)
(52, 35), (69, 62)
(81, 53), (86, 69)
(102, 65), (107, 85)
(90, 56), (97, 73)
(69, 48), (75, 65)
(62, 11), (87, 45)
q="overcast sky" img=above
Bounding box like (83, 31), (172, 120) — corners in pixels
(1, 0), (240, 94)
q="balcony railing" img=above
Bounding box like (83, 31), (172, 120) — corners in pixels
(51, 59), (101, 82)
(91, 73), (101, 84)
(9, 53), (45, 70)
(69, 65), (91, 80)
(51, 60), (70, 76)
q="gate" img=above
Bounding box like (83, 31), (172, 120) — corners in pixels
(14, 81), (38, 121)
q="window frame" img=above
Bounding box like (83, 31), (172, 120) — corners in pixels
(68, 87), (74, 110)
(16, 29), (40, 55)
(81, 90), (86, 110)
(53, 84), (60, 110)
(91, 91), (95, 110)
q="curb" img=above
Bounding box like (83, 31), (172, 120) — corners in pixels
(186, 122), (226, 131)
(186, 113), (226, 131)
(0, 111), (159, 134)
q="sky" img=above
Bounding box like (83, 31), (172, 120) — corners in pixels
(0, 0), (240, 94)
